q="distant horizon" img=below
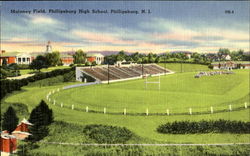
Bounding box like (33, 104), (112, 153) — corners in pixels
(1, 1), (249, 53)
(3, 48), (249, 56)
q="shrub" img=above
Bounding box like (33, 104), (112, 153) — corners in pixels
(83, 124), (133, 144)
(85, 61), (91, 66)
(157, 120), (250, 134)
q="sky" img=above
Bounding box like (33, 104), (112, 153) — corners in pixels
(1, 1), (249, 54)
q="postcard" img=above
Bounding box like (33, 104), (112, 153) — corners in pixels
(0, 1), (249, 155)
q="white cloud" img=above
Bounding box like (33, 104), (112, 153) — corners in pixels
(28, 15), (59, 25)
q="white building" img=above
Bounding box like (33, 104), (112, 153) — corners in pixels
(45, 41), (52, 53)
(86, 53), (104, 65)
(16, 53), (32, 64)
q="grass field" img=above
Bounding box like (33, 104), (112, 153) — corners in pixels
(19, 66), (70, 75)
(2, 83), (250, 144)
(158, 63), (211, 73)
(49, 70), (249, 114)
(1, 64), (250, 155)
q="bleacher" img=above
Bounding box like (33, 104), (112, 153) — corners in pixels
(80, 64), (170, 82)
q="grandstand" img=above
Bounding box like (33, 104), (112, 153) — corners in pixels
(76, 64), (173, 83)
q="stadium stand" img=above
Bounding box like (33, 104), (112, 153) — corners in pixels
(76, 64), (172, 83)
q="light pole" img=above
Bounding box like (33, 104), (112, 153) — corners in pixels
(107, 62), (110, 84)
(164, 55), (166, 75)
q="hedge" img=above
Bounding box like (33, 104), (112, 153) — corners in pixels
(83, 124), (133, 144)
(0, 67), (75, 99)
(157, 120), (250, 134)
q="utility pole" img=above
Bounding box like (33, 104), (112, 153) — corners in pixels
(164, 55), (166, 75)
(141, 63), (144, 78)
(181, 61), (183, 73)
(107, 63), (110, 84)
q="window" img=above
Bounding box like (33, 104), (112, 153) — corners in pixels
(22, 58), (26, 62)
(18, 58), (21, 62)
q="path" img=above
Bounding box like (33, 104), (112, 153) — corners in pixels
(40, 141), (250, 146)
(7, 74), (35, 80)
(63, 82), (99, 89)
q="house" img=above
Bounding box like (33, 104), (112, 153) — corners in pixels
(0, 51), (34, 65)
(12, 118), (33, 140)
(0, 118), (33, 155)
(170, 51), (192, 59)
(86, 53), (104, 65)
(0, 131), (17, 156)
(224, 54), (231, 61)
(60, 54), (74, 65)
(212, 61), (250, 70)
(0, 42), (74, 66)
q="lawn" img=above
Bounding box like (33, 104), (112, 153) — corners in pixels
(1, 66), (249, 155)
(49, 70), (249, 114)
(19, 66), (70, 75)
(158, 63), (211, 73)
(2, 70), (249, 143)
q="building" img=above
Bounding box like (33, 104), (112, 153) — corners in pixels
(212, 61), (250, 70)
(0, 42), (74, 66)
(0, 118), (33, 156)
(45, 41), (52, 53)
(0, 131), (17, 156)
(60, 54), (74, 65)
(12, 118), (33, 140)
(223, 54), (231, 61)
(86, 53), (104, 65)
(0, 51), (34, 65)
(170, 51), (192, 59)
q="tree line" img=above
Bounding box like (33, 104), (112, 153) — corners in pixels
(104, 49), (249, 65)
(157, 120), (250, 134)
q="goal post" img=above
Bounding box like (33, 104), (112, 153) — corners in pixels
(144, 75), (161, 90)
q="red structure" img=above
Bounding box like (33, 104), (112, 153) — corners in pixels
(0, 132), (17, 155)
(86, 53), (104, 65)
(0, 50), (16, 65)
(87, 57), (95, 62)
(61, 55), (74, 65)
(12, 118), (33, 140)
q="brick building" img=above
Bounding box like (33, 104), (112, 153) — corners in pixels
(86, 53), (104, 65)
(12, 118), (33, 140)
(0, 131), (17, 156)
(0, 118), (33, 156)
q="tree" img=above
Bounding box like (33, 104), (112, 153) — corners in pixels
(45, 51), (62, 66)
(192, 52), (202, 63)
(148, 53), (155, 63)
(29, 55), (48, 72)
(85, 61), (91, 66)
(131, 52), (140, 63)
(218, 48), (230, 60)
(28, 100), (53, 141)
(91, 61), (97, 66)
(155, 56), (160, 63)
(2, 106), (19, 133)
(73, 49), (86, 64)
(104, 55), (116, 64)
(2, 58), (7, 67)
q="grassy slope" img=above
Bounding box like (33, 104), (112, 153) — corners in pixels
(19, 66), (70, 75)
(2, 64), (249, 155)
(2, 70), (250, 144)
